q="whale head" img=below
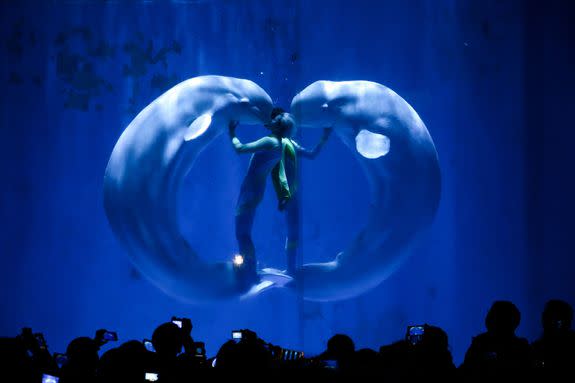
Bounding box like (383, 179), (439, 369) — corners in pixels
(290, 80), (358, 128)
(223, 78), (274, 125)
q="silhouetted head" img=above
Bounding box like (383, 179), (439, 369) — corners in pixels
(542, 299), (573, 333)
(119, 339), (147, 354)
(214, 336), (271, 370)
(66, 336), (99, 369)
(270, 106), (285, 120)
(485, 301), (521, 336)
(151, 322), (182, 358)
(325, 334), (355, 361)
(420, 325), (454, 366)
(265, 107), (296, 137)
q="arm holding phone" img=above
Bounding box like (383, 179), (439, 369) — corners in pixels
(176, 317), (196, 355)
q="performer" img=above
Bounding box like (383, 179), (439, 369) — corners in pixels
(228, 107), (331, 282)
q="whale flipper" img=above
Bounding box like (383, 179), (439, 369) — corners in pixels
(239, 268), (294, 300)
(184, 113), (212, 141)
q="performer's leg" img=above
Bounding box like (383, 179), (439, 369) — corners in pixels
(235, 209), (257, 267)
(235, 177), (265, 271)
(285, 197), (300, 275)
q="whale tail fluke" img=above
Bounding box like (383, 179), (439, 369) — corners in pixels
(239, 268), (294, 300)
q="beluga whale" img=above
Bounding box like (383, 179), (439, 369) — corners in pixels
(289, 80), (441, 301)
(104, 75), (277, 303)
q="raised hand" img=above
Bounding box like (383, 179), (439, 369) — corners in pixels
(181, 317), (193, 336)
(321, 127), (333, 141)
(228, 120), (239, 136)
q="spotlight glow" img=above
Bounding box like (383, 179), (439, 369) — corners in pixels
(233, 254), (244, 266)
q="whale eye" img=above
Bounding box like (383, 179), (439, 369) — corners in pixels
(355, 129), (390, 159)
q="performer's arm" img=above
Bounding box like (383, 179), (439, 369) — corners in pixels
(292, 128), (332, 159)
(228, 120), (278, 153)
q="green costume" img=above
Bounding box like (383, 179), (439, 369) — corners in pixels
(271, 137), (298, 205)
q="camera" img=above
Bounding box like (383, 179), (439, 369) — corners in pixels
(103, 331), (118, 341)
(324, 359), (338, 369)
(143, 339), (155, 352)
(171, 317), (183, 328)
(144, 372), (159, 382)
(407, 325), (425, 345)
(35, 333), (47, 350)
(53, 352), (69, 368)
(193, 341), (205, 357)
(232, 330), (242, 342)
(42, 374), (59, 383)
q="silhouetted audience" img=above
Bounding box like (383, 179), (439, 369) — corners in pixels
(460, 300), (531, 381)
(214, 329), (273, 371)
(531, 299), (575, 379)
(3, 299), (575, 381)
(351, 347), (381, 377)
(60, 336), (99, 382)
(98, 340), (152, 383)
(319, 333), (356, 370)
(379, 324), (455, 382)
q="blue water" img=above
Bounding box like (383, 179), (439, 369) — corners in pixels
(1, 0), (574, 365)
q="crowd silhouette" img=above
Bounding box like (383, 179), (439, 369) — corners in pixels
(1, 300), (573, 382)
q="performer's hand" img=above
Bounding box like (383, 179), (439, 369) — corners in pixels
(278, 198), (289, 211)
(321, 127), (333, 141)
(228, 120), (239, 136)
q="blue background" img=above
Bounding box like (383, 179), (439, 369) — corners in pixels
(1, 0), (574, 365)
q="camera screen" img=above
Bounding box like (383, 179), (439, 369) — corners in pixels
(145, 372), (159, 382)
(232, 331), (242, 340)
(54, 353), (68, 367)
(35, 334), (47, 349)
(103, 331), (117, 341)
(42, 374), (59, 383)
(172, 320), (182, 328)
(143, 340), (155, 352)
(324, 359), (338, 369)
(408, 325), (425, 345)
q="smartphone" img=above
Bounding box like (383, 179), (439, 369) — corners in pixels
(103, 331), (118, 341)
(143, 339), (155, 352)
(35, 333), (47, 349)
(172, 320), (183, 328)
(53, 352), (68, 368)
(144, 372), (159, 382)
(42, 374), (59, 383)
(232, 330), (242, 341)
(324, 359), (338, 369)
(407, 325), (425, 345)
(192, 341), (205, 356)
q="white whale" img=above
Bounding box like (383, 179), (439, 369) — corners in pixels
(103, 75), (275, 302)
(289, 80), (441, 301)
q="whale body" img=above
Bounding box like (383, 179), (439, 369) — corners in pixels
(290, 80), (441, 301)
(104, 75), (274, 303)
